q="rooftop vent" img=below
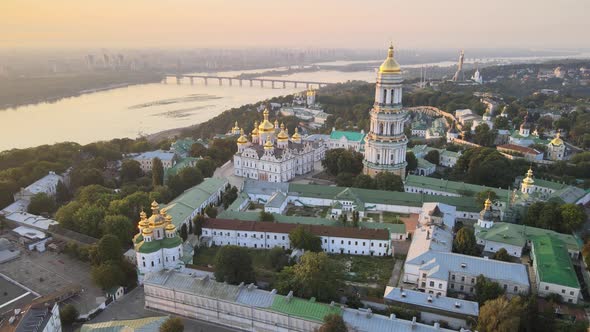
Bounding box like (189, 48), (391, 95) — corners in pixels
(461, 263), (467, 268)
(434, 322), (440, 329)
(366, 308), (372, 318)
(427, 296), (433, 303)
(270, 289), (277, 294)
(286, 291), (293, 303)
(247, 283), (255, 291)
(390, 313), (396, 320)
(401, 292), (407, 298)
(330, 301), (335, 307)
(455, 302), (462, 308)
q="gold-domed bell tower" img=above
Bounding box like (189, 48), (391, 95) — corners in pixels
(477, 195), (495, 229)
(363, 44), (408, 178)
(521, 167), (535, 194)
(263, 138), (274, 155)
(237, 128), (249, 152)
(258, 108), (275, 145)
(277, 123), (289, 148)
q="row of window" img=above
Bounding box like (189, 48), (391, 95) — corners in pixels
(209, 231), (386, 248)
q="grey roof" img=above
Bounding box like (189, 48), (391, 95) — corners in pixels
(243, 179), (289, 197)
(236, 286), (276, 307)
(266, 191), (287, 208)
(342, 308), (455, 332)
(406, 251), (529, 286)
(384, 287), (479, 317)
(143, 270), (240, 301)
(133, 150), (176, 161)
(15, 304), (56, 332)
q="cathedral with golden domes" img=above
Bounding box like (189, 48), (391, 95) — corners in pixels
(232, 108), (324, 182)
(133, 201), (184, 276)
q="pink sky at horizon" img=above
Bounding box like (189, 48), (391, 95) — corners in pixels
(1, 0), (589, 50)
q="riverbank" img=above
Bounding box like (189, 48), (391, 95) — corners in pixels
(0, 71), (163, 109)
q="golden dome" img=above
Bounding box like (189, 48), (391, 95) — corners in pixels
(258, 108), (275, 133)
(484, 197), (492, 210)
(277, 128), (289, 141)
(280, 122), (285, 130)
(139, 210), (147, 220)
(251, 121), (259, 136)
(379, 44), (401, 74)
(291, 127), (301, 140)
(142, 227), (153, 235)
(237, 129), (249, 144)
(550, 132), (564, 146)
(523, 167), (534, 185)
(263, 139), (274, 150)
(232, 121), (240, 130)
(306, 88), (316, 96)
(165, 223), (176, 231)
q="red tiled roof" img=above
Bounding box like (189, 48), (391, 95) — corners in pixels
(203, 218), (389, 240)
(497, 144), (542, 155)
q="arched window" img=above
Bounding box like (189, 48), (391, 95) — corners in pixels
(379, 123), (383, 134)
(391, 123), (395, 134)
(383, 89), (387, 104)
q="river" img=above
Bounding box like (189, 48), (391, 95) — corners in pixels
(2, 52), (589, 152)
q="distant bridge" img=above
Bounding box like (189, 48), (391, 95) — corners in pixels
(163, 74), (331, 89)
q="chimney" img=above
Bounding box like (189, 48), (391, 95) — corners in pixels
(389, 314), (396, 320)
(365, 308), (372, 318)
(434, 322), (440, 329)
(427, 295), (433, 303)
(286, 291), (293, 303)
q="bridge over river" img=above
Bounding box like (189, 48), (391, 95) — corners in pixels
(163, 74), (330, 89)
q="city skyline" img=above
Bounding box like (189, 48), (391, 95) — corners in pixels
(2, 0), (589, 50)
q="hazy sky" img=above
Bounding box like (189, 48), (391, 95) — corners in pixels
(1, 0), (589, 49)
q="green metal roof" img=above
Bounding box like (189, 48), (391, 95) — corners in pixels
(417, 158), (436, 169)
(475, 222), (581, 252)
(81, 316), (168, 332)
(164, 178), (227, 227)
(270, 295), (342, 322)
(405, 175), (512, 199)
(531, 235), (580, 289)
(532, 178), (569, 191)
(135, 239), (162, 254)
(329, 130), (365, 142)
(161, 236), (183, 249)
(165, 157), (200, 179)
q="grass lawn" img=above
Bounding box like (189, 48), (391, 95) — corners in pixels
(367, 212), (380, 221)
(193, 246), (278, 280)
(382, 211), (405, 224)
(329, 254), (394, 287)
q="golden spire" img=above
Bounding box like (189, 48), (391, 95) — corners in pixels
(150, 201), (159, 214)
(278, 127), (289, 141)
(140, 210), (147, 220)
(280, 122), (285, 130)
(291, 127), (301, 140)
(550, 131), (564, 146)
(484, 194), (492, 210)
(523, 167), (534, 185)
(258, 108), (275, 132)
(379, 43), (401, 74)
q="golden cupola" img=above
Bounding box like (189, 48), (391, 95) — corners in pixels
(523, 167), (535, 185)
(550, 132), (564, 146)
(274, 119), (279, 129)
(379, 44), (401, 74)
(263, 139), (274, 150)
(291, 127), (302, 140)
(232, 121), (240, 132)
(138, 210), (149, 230)
(277, 123), (289, 141)
(251, 121), (259, 136)
(148, 201), (166, 226)
(237, 129), (249, 144)
(484, 196), (492, 210)
(258, 108), (275, 133)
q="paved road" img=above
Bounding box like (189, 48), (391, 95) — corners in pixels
(213, 161), (244, 188)
(88, 286), (238, 332)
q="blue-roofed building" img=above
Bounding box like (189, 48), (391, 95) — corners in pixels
(384, 287), (478, 329)
(132, 150), (177, 173)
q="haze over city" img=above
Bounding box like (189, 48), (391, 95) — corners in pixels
(2, 0), (590, 49)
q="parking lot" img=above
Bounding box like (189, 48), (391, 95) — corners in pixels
(0, 250), (104, 314)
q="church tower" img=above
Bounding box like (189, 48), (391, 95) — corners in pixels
(520, 167), (535, 194)
(476, 196), (495, 229)
(363, 45), (408, 178)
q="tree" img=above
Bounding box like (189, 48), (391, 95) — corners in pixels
(195, 158), (216, 178)
(214, 246), (255, 284)
(120, 159), (143, 183)
(453, 227), (479, 256)
(189, 143), (207, 158)
(492, 248), (511, 262)
(318, 313), (348, 332)
(91, 261), (125, 289)
(192, 214), (205, 236)
(275, 252), (343, 301)
(289, 225), (322, 252)
(352, 174), (375, 189)
(152, 157), (164, 186)
(352, 211), (359, 228)
(205, 205), (218, 218)
(55, 180), (71, 204)
(103, 215), (135, 246)
(259, 211), (275, 222)
(159, 317), (184, 332)
(322, 149), (364, 176)
(338, 213), (348, 225)
(477, 296), (524, 332)
(452, 148), (514, 188)
(93, 234), (123, 265)
(475, 275), (505, 305)
(473, 123), (497, 147)
(74, 204), (105, 238)
(59, 304), (79, 325)
(424, 150), (440, 165)
(27, 193), (56, 215)
(335, 172), (355, 187)
(374, 172), (403, 192)
(268, 247), (288, 271)
(561, 204), (586, 233)
(406, 151), (418, 174)
(493, 116), (510, 130)
(180, 223), (188, 242)
(222, 186), (238, 209)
